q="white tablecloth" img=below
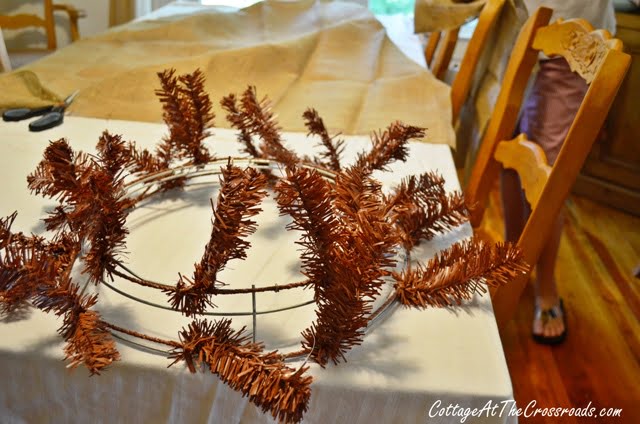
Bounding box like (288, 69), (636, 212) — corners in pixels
(0, 117), (515, 424)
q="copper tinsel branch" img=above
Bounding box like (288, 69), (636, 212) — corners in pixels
(275, 166), (344, 293)
(275, 167), (364, 365)
(296, 167), (399, 366)
(169, 319), (312, 424)
(1, 221), (121, 374)
(393, 238), (529, 308)
(1, 213), (51, 314)
(0, 211), (19, 247)
(81, 134), (135, 284)
(220, 93), (262, 158)
(178, 70), (215, 165)
(126, 143), (164, 175)
(332, 166), (385, 225)
(62, 309), (121, 375)
(27, 139), (85, 204)
(354, 122), (425, 174)
(27, 138), (134, 285)
(394, 191), (469, 251)
(238, 86), (299, 168)
(96, 131), (134, 178)
(27, 140), (93, 234)
(96, 131), (164, 182)
(420, 191), (468, 238)
(386, 172), (446, 214)
(155, 68), (214, 168)
(81, 170), (132, 284)
(155, 68), (184, 167)
(385, 173), (468, 250)
(1, 244), (53, 315)
(170, 163), (268, 316)
(302, 108), (344, 171)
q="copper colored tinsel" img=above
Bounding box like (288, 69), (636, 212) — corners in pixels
(1, 214), (120, 374)
(393, 239), (529, 308)
(275, 165), (399, 366)
(302, 108), (344, 172)
(27, 137), (134, 284)
(155, 68), (214, 166)
(169, 319), (312, 423)
(171, 163), (269, 316)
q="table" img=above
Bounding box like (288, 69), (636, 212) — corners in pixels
(0, 116), (516, 423)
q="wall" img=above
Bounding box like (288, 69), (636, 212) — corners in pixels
(1, 0), (110, 49)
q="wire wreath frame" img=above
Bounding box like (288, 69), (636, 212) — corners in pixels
(99, 157), (403, 359)
(0, 68), (530, 424)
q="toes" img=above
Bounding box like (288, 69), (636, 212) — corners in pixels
(532, 302), (566, 341)
(543, 318), (564, 337)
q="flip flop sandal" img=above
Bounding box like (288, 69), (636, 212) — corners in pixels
(532, 298), (567, 345)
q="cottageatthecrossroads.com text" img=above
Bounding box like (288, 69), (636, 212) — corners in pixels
(428, 399), (623, 422)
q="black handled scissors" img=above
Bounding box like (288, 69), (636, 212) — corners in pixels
(2, 90), (79, 132)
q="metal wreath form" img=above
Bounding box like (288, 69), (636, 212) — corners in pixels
(0, 69), (529, 424)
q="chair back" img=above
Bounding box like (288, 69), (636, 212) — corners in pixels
(0, 1), (84, 72)
(424, 0), (506, 123)
(0, 0), (57, 51)
(450, 0), (506, 123)
(465, 7), (631, 324)
(426, 27), (459, 81)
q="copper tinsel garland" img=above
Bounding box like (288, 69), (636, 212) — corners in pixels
(0, 68), (529, 423)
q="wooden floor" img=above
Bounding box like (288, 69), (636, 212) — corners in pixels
(483, 187), (640, 423)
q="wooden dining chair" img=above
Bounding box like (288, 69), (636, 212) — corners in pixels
(464, 7), (632, 325)
(424, 0), (505, 109)
(0, 0), (85, 72)
(449, 0), (506, 124)
(0, 29), (10, 73)
(425, 27), (459, 81)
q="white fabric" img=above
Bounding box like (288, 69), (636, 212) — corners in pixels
(0, 117), (516, 424)
(522, 0), (616, 33)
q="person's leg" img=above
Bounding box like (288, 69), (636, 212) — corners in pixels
(532, 212), (564, 339)
(516, 57), (587, 342)
(500, 169), (527, 243)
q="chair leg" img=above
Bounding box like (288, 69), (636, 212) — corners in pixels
(0, 30), (12, 72)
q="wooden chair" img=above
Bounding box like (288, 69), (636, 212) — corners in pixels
(464, 7), (631, 325)
(0, 0), (85, 72)
(0, 29), (10, 72)
(450, 0), (505, 124)
(424, 0), (506, 122)
(425, 27), (459, 81)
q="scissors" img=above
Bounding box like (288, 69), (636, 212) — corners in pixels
(2, 90), (79, 132)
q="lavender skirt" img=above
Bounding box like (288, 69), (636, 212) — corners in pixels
(518, 57), (588, 165)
